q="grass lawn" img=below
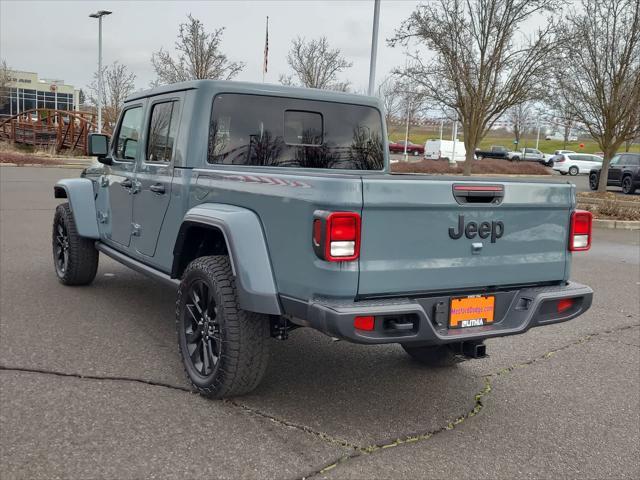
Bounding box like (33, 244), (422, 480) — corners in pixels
(387, 125), (640, 156)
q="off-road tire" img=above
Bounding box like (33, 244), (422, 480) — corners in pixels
(401, 344), (460, 367)
(569, 166), (579, 176)
(589, 173), (599, 190)
(622, 175), (636, 195)
(176, 255), (270, 398)
(52, 203), (99, 285)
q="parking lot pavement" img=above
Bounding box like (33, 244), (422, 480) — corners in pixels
(1, 166), (638, 479)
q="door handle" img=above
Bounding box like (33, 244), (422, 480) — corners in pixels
(121, 178), (133, 188)
(150, 183), (165, 194)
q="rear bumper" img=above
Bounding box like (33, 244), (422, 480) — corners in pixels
(287, 282), (593, 345)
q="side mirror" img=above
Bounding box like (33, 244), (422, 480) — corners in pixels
(88, 133), (111, 165)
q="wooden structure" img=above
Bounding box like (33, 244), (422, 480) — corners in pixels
(0, 109), (105, 155)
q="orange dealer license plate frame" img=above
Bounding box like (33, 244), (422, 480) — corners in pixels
(449, 295), (496, 329)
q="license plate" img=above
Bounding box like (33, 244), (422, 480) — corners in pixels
(449, 295), (495, 329)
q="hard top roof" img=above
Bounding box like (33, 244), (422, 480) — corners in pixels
(125, 79), (381, 108)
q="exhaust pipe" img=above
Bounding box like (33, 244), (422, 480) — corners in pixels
(461, 341), (487, 359)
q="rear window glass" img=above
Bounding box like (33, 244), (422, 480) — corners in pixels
(284, 110), (323, 145)
(207, 94), (384, 170)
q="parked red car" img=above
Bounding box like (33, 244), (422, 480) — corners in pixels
(388, 140), (424, 156)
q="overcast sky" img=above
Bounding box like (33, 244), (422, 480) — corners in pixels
(1, 0), (428, 93)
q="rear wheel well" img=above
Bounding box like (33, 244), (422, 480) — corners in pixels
(172, 222), (229, 279)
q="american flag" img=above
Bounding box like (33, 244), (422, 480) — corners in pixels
(263, 16), (269, 76)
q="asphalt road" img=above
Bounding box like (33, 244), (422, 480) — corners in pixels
(1, 166), (638, 479)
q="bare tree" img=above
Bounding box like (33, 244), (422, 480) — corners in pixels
(557, 0), (640, 191)
(88, 61), (136, 129)
(0, 59), (13, 113)
(151, 14), (244, 85)
(547, 97), (580, 147)
(279, 36), (352, 91)
(390, 0), (561, 175)
(377, 76), (403, 125)
(509, 103), (532, 145)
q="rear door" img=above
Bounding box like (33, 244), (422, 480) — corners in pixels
(131, 95), (182, 257)
(583, 155), (602, 173)
(358, 177), (572, 297)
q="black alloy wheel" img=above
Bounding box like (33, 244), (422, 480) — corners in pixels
(54, 221), (69, 277)
(181, 279), (221, 379)
(622, 176), (636, 194)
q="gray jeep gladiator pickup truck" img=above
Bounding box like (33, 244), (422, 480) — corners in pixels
(52, 80), (594, 398)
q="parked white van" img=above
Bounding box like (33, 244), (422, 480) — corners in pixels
(424, 139), (467, 162)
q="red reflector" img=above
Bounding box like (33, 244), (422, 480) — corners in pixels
(354, 316), (375, 331)
(330, 215), (357, 241)
(557, 298), (574, 313)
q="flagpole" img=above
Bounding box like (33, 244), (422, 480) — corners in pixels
(263, 16), (269, 83)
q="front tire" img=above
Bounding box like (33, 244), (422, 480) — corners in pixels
(176, 255), (270, 398)
(401, 344), (460, 367)
(52, 203), (99, 285)
(622, 176), (636, 194)
(569, 166), (579, 176)
(589, 173), (599, 190)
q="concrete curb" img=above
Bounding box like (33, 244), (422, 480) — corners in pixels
(1, 163), (86, 169)
(593, 219), (640, 230)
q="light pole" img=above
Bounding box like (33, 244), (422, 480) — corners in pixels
(403, 99), (411, 161)
(367, 0), (381, 96)
(450, 112), (458, 165)
(89, 10), (111, 133)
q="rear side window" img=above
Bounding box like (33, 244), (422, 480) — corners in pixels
(623, 154), (640, 166)
(147, 101), (180, 163)
(207, 94), (384, 170)
(114, 106), (143, 160)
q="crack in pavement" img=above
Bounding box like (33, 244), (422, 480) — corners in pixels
(0, 365), (360, 454)
(298, 322), (640, 479)
(1, 323), (638, 480)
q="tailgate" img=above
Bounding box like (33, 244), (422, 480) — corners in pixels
(358, 177), (573, 297)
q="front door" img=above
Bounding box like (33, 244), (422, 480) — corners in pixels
(131, 97), (182, 258)
(98, 105), (144, 247)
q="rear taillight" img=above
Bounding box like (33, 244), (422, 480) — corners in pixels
(569, 210), (592, 251)
(312, 211), (361, 262)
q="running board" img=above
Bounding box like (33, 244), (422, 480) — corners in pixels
(95, 242), (179, 288)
